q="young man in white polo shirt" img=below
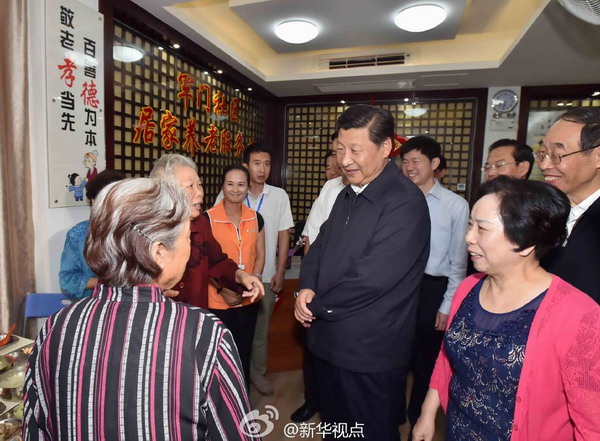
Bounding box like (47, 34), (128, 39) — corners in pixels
(216, 143), (294, 394)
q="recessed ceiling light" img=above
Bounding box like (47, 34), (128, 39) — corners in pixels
(113, 45), (144, 62)
(404, 98), (409, 102)
(394, 5), (447, 33)
(173, 43), (180, 49)
(557, 102), (565, 106)
(157, 46), (164, 51)
(340, 100), (346, 104)
(247, 87), (253, 91)
(203, 71), (209, 75)
(592, 91), (600, 96)
(217, 69), (223, 74)
(275, 20), (319, 44)
(235, 88), (239, 92)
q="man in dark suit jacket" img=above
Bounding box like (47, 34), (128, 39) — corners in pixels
(294, 105), (430, 441)
(539, 107), (600, 303)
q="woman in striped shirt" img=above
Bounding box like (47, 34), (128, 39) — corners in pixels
(23, 178), (258, 441)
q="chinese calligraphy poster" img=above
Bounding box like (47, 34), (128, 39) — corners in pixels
(46, 0), (105, 207)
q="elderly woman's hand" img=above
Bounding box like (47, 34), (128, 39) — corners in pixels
(236, 270), (264, 303)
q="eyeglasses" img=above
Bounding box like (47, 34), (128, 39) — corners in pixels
(481, 161), (517, 172)
(534, 145), (600, 165)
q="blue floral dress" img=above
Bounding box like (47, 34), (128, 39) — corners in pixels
(444, 278), (546, 441)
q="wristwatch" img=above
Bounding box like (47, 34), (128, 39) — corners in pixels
(293, 291), (300, 299)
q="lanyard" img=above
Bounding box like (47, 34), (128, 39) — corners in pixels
(246, 194), (265, 213)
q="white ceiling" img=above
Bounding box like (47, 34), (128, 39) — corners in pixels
(230, 0), (466, 53)
(131, 0), (600, 97)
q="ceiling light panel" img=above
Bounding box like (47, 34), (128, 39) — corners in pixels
(395, 5), (447, 32)
(231, 0), (466, 54)
(275, 20), (319, 44)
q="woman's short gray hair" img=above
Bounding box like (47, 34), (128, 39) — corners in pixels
(84, 178), (191, 286)
(149, 154), (198, 179)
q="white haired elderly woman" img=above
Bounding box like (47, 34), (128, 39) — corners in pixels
(23, 179), (257, 441)
(149, 154), (263, 309)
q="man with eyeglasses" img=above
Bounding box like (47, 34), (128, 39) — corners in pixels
(538, 107), (600, 304)
(482, 139), (534, 181)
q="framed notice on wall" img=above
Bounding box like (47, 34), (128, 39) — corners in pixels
(46, 0), (105, 207)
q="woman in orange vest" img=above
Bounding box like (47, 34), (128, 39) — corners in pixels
(206, 164), (265, 385)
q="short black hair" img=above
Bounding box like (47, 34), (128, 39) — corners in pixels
(436, 155), (447, 171)
(400, 136), (442, 162)
(558, 107), (600, 153)
(68, 173), (79, 186)
(335, 104), (394, 146)
(324, 150), (334, 165)
(330, 132), (337, 142)
(476, 176), (570, 260)
(489, 139), (534, 179)
(242, 142), (273, 164)
(223, 163), (250, 185)
(86, 169), (126, 202)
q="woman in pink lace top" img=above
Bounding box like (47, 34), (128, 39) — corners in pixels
(413, 176), (600, 441)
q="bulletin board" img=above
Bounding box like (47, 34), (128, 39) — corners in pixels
(46, 0), (105, 207)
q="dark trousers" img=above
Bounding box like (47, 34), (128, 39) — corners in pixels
(302, 332), (320, 409)
(313, 355), (407, 441)
(407, 274), (448, 425)
(210, 302), (259, 389)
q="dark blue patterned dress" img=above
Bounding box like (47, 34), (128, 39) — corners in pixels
(444, 278), (546, 441)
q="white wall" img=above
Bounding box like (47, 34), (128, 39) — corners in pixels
(29, 0), (98, 293)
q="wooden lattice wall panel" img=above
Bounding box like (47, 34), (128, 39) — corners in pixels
(113, 23), (266, 205)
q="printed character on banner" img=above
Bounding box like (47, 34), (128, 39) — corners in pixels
(197, 84), (211, 116)
(133, 106), (156, 145)
(81, 80), (99, 108)
(177, 73), (194, 113)
(58, 57), (77, 88)
(203, 123), (218, 153)
(83, 150), (98, 183)
(182, 118), (201, 157)
(213, 90), (228, 117)
(234, 131), (245, 158)
(66, 173), (86, 202)
(160, 110), (180, 150)
(220, 129), (232, 155)
(230, 98), (239, 123)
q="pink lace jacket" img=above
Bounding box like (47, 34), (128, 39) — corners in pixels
(430, 273), (600, 441)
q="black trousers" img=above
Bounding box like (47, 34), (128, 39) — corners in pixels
(301, 332), (320, 409)
(210, 302), (259, 389)
(407, 274), (448, 425)
(313, 355), (407, 441)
